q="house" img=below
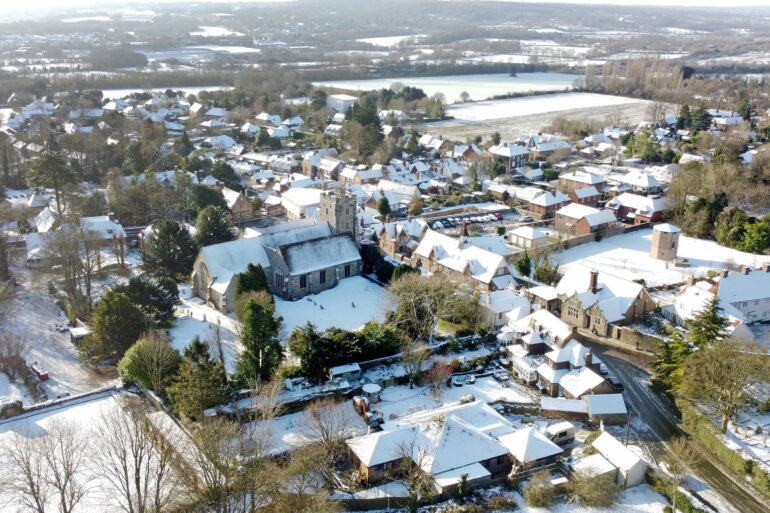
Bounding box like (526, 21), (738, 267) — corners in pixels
(488, 142), (530, 171)
(536, 340), (604, 397)
(556, 266), (656, 336)
(527, 190), (570, 220)
(540, 397), (588, 422)
(480, 289), (531, 332)
(346, 401), (515, 489)
(508, 226), (550, 249)
(327, 94), (358, 113)
(508, 309), (578, 349)
(413, 230), (514, 292)
(340, 166), (383, 185)
(329, 363), (361, 382)
(591, 432), (646, 488)
(558, 170), (607, 194)
(205, 135), (236, 151)
(497, 426), (563, 472)
(192, 190), (360, 310)
(585, 394), (627, 426)
(568, 186), (599, 207)
(711, 265), (770, 324)
(524, 285), (560, 314)
(226, 189), (259, 226)
(375, 218), (428, 259)
(605, 193), (669, 224)
(554, 203), (617, 235)
(558, 367), (612, 399)
(618, 171), (662, 195)
(281, 187), (324, 219)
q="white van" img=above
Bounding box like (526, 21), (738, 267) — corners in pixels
(546, 421), (576, 445)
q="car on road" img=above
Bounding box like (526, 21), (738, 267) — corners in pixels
(608, 376), (624, 392)
(520, 216), (535, 223)
(452, 376), (465, 387)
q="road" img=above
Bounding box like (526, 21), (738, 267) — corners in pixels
(585, 342), (768, 513)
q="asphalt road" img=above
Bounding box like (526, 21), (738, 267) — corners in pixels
(585, 342), (769, 513)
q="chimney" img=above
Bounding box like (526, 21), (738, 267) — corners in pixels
(589, 270), (599, 294)
(742, 266), (750, 275)
(763, 263), (770, 272)
(529, 303), (534, 314)
(720, 269), (729, 278)
(584, 348), (593, 367)
(685, 276), (696, 287)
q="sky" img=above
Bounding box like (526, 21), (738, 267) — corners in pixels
(1, 0), (769, 19)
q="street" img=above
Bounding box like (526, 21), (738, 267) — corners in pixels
(586, 342), (769, 513)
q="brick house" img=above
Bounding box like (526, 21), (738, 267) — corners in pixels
(528, 191), (570, 220)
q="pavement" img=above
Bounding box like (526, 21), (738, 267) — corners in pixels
(586, 341), (769, 513)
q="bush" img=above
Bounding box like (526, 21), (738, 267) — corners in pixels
(646, 471), (706, 513)
(582, 431), (602, 455)
(486, 495), (517, 510)
(523, 475), (557, 508)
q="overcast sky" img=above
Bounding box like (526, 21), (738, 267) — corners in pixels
(2, 0), (770, 17)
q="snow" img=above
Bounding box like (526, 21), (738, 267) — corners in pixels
(189, 26), (245, 37)
(274, 276), (390, 336)
(443, 92), (644, 122)
(356, 34), (426, 47)
(723, 410), (770, 473)
(0, 372), (31, 405)
(592, 432), (643, 472)
(553, 228), (770, 287)
(498, 426), (563, 463)
(314, 72), (581, 104)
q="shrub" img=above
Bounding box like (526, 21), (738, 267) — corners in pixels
(486, 495), (517, 510)
(582, 430), (602, 455)
(523, 471), (558, 507)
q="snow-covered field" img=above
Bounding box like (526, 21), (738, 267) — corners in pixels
(274, 276), (391, 337)
(553, 228), (770, 287)
(356, 34), (426, 47)
(443, 92), (641, 122)
(189, 26), (244, 37)
(725, 411), (770, 473)
(0, 372), (31, 405)
(314, 72), (581, 104)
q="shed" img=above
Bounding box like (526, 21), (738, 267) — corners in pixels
(69, 326), (92, 345)
(573, 453), (617, 480)
(540, 397), (588, 422)
(329, 362), (361, 382)
(362, 383), (381, 403)
(585, 394), (627, 426)
(591, 432), (646, 488)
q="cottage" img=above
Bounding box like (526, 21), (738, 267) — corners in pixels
(480, 289), (531, 332)
(488, 142), (530, 171)
(568, 186), (599, 207)
(605, 192), (669, 224)
(554, 203), (617, 235)
(329, 362), (361, 382)
(559, 170), (607, 194)
(498, 426), (563, 472)
(712, 265), (770, 323)
(375, 218), (428, 259)
(528, 191), (570, 220)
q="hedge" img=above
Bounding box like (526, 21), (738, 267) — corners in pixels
(678, 399), (770, 498)
(646, 471), (705, 513)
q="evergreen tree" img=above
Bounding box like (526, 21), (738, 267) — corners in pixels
(235, 299), (283, 385)
(115, 274), (179, 328)
(210, 161), (239, 188)
(686, 295), (729, 349)
(235, 263), (271, 297)
(737, 96), (751, 121)
(652, 333), (693, 392)
(195, 206), (234, 246)
(676, 104), (691, 130)
(78, 291), (146, 361)
(167, 338), (229, 420)
(405, 131), (420, 156)
(117, 331), (180, 394)
(740, 218), (770, 254)
(189, 184), (228, 218)
(689, 104), (712, 131)
(27, 135), (75, 215)
(377, 197), (391, 218)
(515, 251), (532, 277)
(141, 217), (200, 277)
(533, 258), (560, 285)
(173, 130), (193, 156)
(256, 130), (270, 147)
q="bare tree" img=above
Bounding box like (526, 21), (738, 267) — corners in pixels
(425, 361), (453, 400)
(1, 430), (52, 513)
(646, 101), (667, 125)
(393, 438), (433, 513)
(298, 397), (356, 490)
(94, 396), (180, 513)
(401, 339), (429, 389)
(121, 331), (180, 394)
(272, 444), (340, 513)
(0, 333), (28, 381)
(666, 436), (696, 513)
(43, 420), (92, 513)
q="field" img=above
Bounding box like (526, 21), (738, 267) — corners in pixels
(420, 92), (654, 140)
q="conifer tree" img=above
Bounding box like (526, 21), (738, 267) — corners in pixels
(167, 338), (229, 420)
(235, 299), (283, 386)
(686, 295), (729, 348)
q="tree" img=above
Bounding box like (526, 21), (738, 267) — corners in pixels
(235, 298), (283, 385)
(405, 131), (420, 156)
(256, 129), (270, 147)
(515, 250), (532, 277)
(0, 333), (28, 382)
(167, 338), (229, 420)
(95, 396), (181, 513)
(115, 275), (179, 327)
(310, 90), (328, 110)
(653, 333), (693, 392)
(1, 428), (53, 513)
(298, 397), (355, 490)
(682, 340), (770, 433)
(665, 436), (696, 513)
(740, 219), (770, 254)
(173, 130), (193, 156)
(425, 360), (453, 399)
(566, 470), (621, 507)
(210, 161), (239, 188)
(491, 132), (501, 145)
(401, 339), (429, 389)
(141, 217), (199, 277)
(677, 103), (691, 130)
(685, 295), (729, 349)
(79, 291), (146, 362)
(188, 184), (227, 218)
(377, 196), (391, 218)
(27, 135), (75, 215)
(392, 264), (418, 281)
(393, 439), (433, 513)
(195, 206), (234, 247)
(250, 196), (262, 213)
(118, 331), (181, 394)
(235, 263), (270, 297)
(408, 196), (423, 216)
(533, 258), (560, 285)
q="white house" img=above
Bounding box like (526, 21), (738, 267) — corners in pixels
(327, 94), (358, 113)
(713, 266), (770, 324)
(591, 432), (646, 488)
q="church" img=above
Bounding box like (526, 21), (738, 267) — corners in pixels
(192, 189), (362, 312)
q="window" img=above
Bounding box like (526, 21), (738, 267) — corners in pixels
(320, 270), (326, 284)
(567, 306), (579, 318)
(300, 275), (307, 288)
(344, 264), (351, 277)
(374, 463), (387, 472)
(274, 273), (283, 289)
(496, 456), (505, 464)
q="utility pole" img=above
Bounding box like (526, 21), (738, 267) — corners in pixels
(626, 408), (632, 446)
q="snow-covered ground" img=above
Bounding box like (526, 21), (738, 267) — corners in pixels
(510, 484), (670, 513)
(274, 276), (391, 337)
(0, 372), (31, 405)
(314, 72), (581, 104)
(442, 92), (642, 122)
(171, 285), (242, 374)
(189, 25), (244, 37)
(356, 34), (426, 47)
(553, 228), (770, 287)
(725, 411), (770, 474)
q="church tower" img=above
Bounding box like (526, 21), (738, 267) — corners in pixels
(320, 188), (357, 241)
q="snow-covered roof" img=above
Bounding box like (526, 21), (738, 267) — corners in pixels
(511, 309), (573, 345)
(80, 216), (126, 239)
(541, 397), (588, 413)
(592, 432), (643, 472)
(329, 362), (360, 375)
(653, 223), (681, 233)
(556, 202), (600, 220)
(585, 394), (627, 416)
(574, 453), (616, 477)
(414, 230), (511, 286)
(556, 265), (644, 323)
(558, 367), (605, 398)
(545, 339), (593, 367)
(572, 186), (599, 199)
(606, 192), (669, 216)
(619, 170), (661, 189)
(717, 269), (770, 304)
(282, 235), (361, 276)
(498, 426), (563, 464)
(510, 225), (550, 241)
(530, 190), (569, 207)
(561, 170), (606, 185)
(33, 206), (58, 233)
(480, 289), (530, 314)
(489, 142), (530, 159)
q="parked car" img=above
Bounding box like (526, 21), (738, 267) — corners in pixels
(452, 376), (465, 387)
(499, 358), (510, 368)
(493, 370), (509, 382)
(494, 212), (503, 220)
(520, 216), (535, 223)
(466, 375), (476, 385)
(608, 376), (624, 392)
(599, 363), (608, 375)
